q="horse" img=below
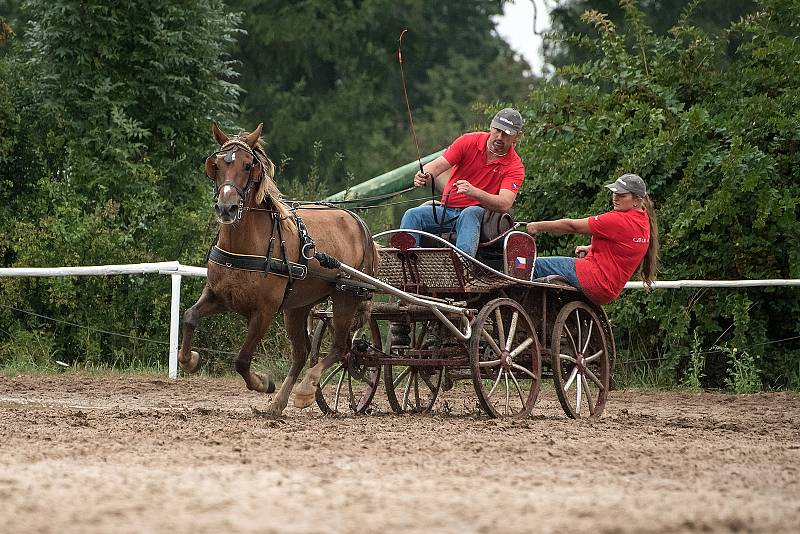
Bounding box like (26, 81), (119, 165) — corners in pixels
(178, 123), (379, 416)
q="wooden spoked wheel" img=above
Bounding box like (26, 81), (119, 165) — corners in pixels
(309, 317), (381, 415)
(383, 320), (444, 414)
(550, 301), (610, 418)
(469, 298), (542, 418)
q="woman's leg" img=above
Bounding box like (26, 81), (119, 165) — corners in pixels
(533, 256), (581, 289)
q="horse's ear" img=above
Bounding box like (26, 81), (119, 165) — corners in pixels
(245, 123), (263, 148)
(212, 122), (228, 146)
(205, 157), (216, 180)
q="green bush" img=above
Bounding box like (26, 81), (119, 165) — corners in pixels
(0, 1), (242, 370)
(515, 0), (800, 389)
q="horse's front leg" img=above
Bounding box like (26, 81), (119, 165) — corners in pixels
(235, 309), (278, 394)
(263, 305), (313, 416)
(179, 286), (227, 373)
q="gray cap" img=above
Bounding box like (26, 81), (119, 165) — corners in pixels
(605, 173), (647, 197)
(490, 108), (523, 135)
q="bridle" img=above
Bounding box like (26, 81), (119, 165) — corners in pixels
(205, 139), (262, 221)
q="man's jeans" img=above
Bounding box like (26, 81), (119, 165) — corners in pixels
(400, 205), (485, 257)
(533, 256), (581, 289)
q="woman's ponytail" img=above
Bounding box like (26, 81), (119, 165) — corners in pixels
(639, 196), (659, 287)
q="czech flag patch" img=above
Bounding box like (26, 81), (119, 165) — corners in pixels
(515, 257), (527, 269)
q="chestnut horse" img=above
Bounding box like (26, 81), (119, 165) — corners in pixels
(178, 123), (379, 416)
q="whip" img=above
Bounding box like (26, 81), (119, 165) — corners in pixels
(397, 29), (439, 223)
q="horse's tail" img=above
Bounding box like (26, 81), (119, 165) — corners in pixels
(370, 241), (381, 277)
(352, 297), (373, 332)
(348, 209), (380, 277)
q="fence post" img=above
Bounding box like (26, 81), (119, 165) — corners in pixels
(169, 273), (182, 379)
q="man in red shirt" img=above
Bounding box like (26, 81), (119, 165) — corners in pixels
(400, 108), (526, 257)
(526, 174), (659, 305)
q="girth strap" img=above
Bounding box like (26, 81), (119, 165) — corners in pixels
(208, 245), (308, 279)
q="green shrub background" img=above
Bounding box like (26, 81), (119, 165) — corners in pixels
(514, 0), (800, 389)
(1, 0), (797, 390)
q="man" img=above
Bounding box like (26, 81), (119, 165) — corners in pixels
(400, 108), (525, 257)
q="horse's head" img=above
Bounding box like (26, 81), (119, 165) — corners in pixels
(206, 123), (266, 224)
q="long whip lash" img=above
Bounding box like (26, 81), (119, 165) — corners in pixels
(397, 29), (438, 223)
(398, 29), (423, 173)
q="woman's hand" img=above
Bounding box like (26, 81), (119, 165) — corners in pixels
(575, 245), (591, 258)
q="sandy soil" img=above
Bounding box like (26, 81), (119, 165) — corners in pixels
(1, 373), (798, 534)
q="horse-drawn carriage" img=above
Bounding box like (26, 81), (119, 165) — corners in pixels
(309, 224), (615, 419)
(183, 123), (615, 420)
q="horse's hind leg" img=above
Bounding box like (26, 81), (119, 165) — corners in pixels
(179, 286), (226, 373)
(235, 309), (278, 394)
(263, 304), (313, 416)
(294, 295), (359, 408)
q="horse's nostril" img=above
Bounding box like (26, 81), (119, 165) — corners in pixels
(214, 204), (222, 215)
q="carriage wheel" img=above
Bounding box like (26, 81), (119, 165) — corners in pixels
(384, 320), (444, 414)
(470, 298), (541, 419)
(309, 317), (381, 415)
(550, 301), (610, 418)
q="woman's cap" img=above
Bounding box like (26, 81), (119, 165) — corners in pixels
(490, 108), (523, 135)
(605, 173), (647, 196)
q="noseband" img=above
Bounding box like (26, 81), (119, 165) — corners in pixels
(206, 140), (261, 220)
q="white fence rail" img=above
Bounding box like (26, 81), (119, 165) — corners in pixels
(1, 262), (799, 379)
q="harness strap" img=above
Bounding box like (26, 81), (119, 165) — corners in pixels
(262, 214), (279, 278)
(204, 230), (221, 264)
(275, 215), (295, 309)
(208, 246), (307, 279)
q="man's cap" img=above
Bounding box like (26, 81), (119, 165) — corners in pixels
(605, 173), (647, 197)
(490, 108), (523, 135)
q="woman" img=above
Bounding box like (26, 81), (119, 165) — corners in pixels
(526, 173), (659, 305)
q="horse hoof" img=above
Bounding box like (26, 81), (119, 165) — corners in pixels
(254, 373), (276, 394)
(293, 390), (316, 409)
(179, 351), (201, 373)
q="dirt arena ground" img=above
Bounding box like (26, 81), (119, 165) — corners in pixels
(1, 373), (798, 534)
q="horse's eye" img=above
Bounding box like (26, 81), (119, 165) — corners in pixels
(244, 163), (252, 171)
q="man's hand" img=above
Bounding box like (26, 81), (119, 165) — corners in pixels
(575, 245), (591, 258)
(453, 179), (478, 198)
(526, 221), (539, 234)
(413, 171), (433, 188)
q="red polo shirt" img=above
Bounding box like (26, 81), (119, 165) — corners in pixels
(441, 132), (525, 208)
(575, 209), (650, 305)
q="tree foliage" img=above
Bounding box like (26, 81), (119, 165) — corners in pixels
(0, 0), (532, 371)
(228, 0), (532, 187)
(545, 0), (758, 70)
(0, 0), (242, 367)
(515, 0), (799, 388)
